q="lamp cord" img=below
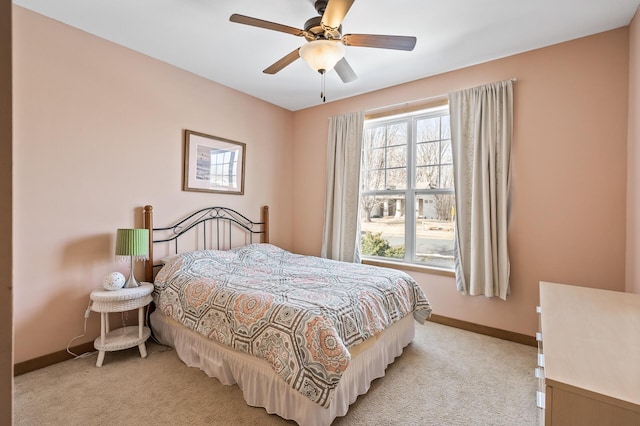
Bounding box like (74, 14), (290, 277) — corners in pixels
(66, 300), (97, 359)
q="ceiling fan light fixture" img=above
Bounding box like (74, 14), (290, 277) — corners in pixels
(299, 39), (345, 73)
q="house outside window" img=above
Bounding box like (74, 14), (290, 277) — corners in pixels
(360, 105), (455, 270)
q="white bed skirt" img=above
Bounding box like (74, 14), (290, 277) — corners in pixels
(150, 311), (416, 426)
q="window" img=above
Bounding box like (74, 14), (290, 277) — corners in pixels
(360, 105), (454, 270)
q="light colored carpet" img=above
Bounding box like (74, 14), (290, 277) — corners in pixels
(14, 321), (543, 425)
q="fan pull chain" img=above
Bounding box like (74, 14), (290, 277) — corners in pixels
(320, 70), (326, 103)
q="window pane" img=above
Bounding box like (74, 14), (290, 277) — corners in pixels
(386, 168), (407, 190)
(417, 117), (441, 142)
(360, 195), (405, 260)
(365, 170), (385, 191)
(416, 166), (439, 189)
(415, 193), (455, 268)
(441, 165), (454, 188)
(441, 115), (451, 139)
(416, 141), (440, 166)
(364, 126), (386, 148)
(364, 147), (385, 170)
(441, 140), (452, 164)
(386, 145), (407, 168)
(387, 123), (407, 146)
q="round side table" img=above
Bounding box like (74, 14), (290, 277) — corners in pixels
(89, 282), (153, 367)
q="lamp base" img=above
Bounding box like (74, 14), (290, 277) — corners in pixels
(123, 274), (140, 288)
(123, 255), (141, 288)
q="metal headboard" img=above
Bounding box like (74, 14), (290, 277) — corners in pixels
(143, 205), (269, 281)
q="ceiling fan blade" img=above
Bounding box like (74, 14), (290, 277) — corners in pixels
(321, 0), (355, 32)
(334, 57), (357, 83)
(263, 48), (301, 74)
(230, 14), (306, 37)
(342, 34), (417, 51)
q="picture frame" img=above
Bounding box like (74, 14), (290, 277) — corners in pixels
(183, 129), (245, 195)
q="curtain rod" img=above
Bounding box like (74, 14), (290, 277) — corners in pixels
(364, 94), (446, 115)
(364, 77), (517, 115)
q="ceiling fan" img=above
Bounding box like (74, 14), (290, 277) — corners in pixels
(229, 0), (417, 85)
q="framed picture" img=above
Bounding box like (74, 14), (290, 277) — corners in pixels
(183, 129), (245, 195)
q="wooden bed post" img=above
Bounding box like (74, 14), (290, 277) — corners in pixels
(262, 206), (269, 244)
(143, 205), (153, 282)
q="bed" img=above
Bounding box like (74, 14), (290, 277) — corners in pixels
(143, 205), (432, 426)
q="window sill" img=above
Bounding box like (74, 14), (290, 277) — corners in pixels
(361, 258), (455, 277)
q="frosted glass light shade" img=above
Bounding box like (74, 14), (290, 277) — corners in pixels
(299, 40), (345, 73)
(115, 228), (149, 260)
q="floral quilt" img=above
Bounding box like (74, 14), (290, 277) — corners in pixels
(153, 243), (432, 407)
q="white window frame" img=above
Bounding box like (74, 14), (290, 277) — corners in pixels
(360, 104), (454, 270)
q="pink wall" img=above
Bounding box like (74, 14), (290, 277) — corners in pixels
(12, 7), (294, 363)
(627, 7), (640, 294)
(292, 28), (630, 337)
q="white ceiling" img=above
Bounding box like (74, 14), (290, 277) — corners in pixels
(13, 0), (640, 111)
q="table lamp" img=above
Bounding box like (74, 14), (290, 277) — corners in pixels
(115, 228), (149, 288)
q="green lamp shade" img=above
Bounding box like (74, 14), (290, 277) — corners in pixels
(115, 228), (149, 259)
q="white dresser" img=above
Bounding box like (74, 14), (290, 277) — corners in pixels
(538, 281), (640, 425)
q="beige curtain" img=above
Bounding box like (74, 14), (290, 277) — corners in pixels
(321, 111), (364, 262)
(448, 80), (513, 300)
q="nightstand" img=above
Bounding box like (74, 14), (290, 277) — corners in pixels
(89, 282), (153, 367)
